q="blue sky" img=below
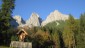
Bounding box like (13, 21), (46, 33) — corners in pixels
(0, 0), (85, 20)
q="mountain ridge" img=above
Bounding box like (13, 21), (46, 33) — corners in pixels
(11, 10), (69, 28)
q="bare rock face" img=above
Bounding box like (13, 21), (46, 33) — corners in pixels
(10, 10), (69, 28)
(13, 15), (25, 25)
(26, 13), (42, 27)
(41, 10), (69, 26)
(10, 17), (19, 28)
(10, 15), (25, 28)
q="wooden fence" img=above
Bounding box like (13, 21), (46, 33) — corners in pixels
(10, 41), (32, 48)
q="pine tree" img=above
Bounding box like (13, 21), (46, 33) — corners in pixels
(63, 15), (76, 48)
(0, 0), (15, 32)
(0, 0), (15, 45)
(76, 13), (85, 48)
(51, 31), (60, 48)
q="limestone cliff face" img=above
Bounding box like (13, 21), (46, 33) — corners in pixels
(26, 13), (42, 27)
(10, 17), (19, 28)
(10, 10), (69, 28)
(13, 15), (25, 25)
(41, 10), (69, 26)
(10, 15), (25, 28)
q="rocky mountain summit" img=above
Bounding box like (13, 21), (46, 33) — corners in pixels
(41, 10), (69, 26)
(10, 17), (19, 28)
(13, 15), (25, 25)
(10, 15), (25, 28)
(26, 13), (42, 27)
(11, 10), (69, 28)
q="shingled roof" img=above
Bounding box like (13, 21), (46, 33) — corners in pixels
(17, 29), (28, 35)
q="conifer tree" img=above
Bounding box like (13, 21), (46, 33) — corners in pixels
(0, 0), (15, 45)
(77, 13), (85, 48)
(51, 31), (60, 48)
(63, 15), (76, 48)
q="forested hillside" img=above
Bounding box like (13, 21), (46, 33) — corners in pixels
(10, 14), (85, 48)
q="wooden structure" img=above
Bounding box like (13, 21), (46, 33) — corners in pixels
(17, 29), (28, 41)
(10, 41), (32, 48)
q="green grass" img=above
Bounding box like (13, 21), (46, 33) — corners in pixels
(0, 46), (13, 48)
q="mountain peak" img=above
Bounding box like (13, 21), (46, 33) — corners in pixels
(31, 12), (39, 17)
(26, 13), (42, 27)
(54, 10), (59, 13)
(13, 15), (21, 21)
(13, 15), (25, 25)
(11, 10), (69, 27)
(41, 10), (69, 26)
(53, 10), (61, 14)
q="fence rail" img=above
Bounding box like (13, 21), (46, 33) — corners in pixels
(10, 41), (32, 48)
